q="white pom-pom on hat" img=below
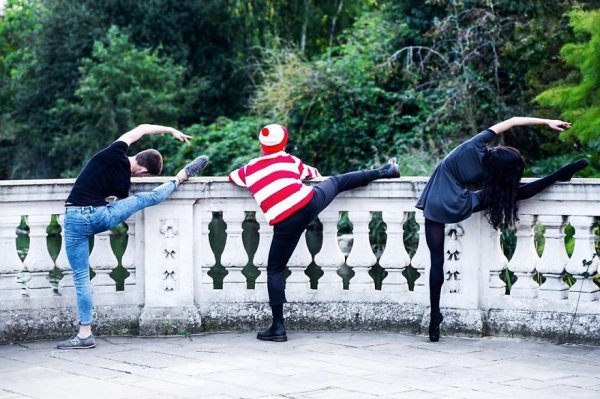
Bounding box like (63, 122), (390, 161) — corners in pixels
(259, 124), (288, 154)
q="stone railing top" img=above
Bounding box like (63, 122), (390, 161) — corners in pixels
(0, 177), (598, 208)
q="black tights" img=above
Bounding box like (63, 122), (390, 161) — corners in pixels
(426, 160), (587, 317)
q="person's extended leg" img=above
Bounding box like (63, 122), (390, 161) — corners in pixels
(57, 210), (96, 349)
(425, 218), (446, 342)
(517, 159), (588, 200)
(310, 158), (400, 215)
(102, 179), (178, 229)
(102, 155), (209, 230)
(472, 159), (588, 213)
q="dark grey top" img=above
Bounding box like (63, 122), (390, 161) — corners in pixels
(415, 129), (497, 223)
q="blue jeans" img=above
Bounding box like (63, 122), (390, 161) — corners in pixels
(64, 180), (177, 325)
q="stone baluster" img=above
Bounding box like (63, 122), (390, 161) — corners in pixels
(193, 209), (216, 305)
(507, 214), (539, 298)
(411, 211), (430, 294)
(121, 218), (136, 287)
(55, 214), (74, 296)
(23, 215), (54, 296)
(566, 216), (599, 301)
(220, 211), (249, 294)
(0, 216), (25, 297)
(346, 211), (377, 292)
(197, 210), (216, 289)
(253, 212), (273, 288)
(378, 210), (409, 293)
(285, 231), (312, 296)
(487, 226), (508, 296)
(537, 215), (569, 299)
(88, 230), (118, 293)
(314, 210), (345, 293)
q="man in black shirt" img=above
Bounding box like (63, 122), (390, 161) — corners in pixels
(57, 124), (208, 349)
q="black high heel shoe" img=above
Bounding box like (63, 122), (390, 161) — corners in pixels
(428, 313), (444, 342)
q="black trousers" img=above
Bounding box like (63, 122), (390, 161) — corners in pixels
(267, 170), (379, 306)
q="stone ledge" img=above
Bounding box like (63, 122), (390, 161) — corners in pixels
(2, 304), (600, 345)
(0, 305), (141, 343)
(139, 305), (201, 336)
(486, 308), (600, 345)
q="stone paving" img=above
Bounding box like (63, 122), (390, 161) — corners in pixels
(1, 332), (600, 399)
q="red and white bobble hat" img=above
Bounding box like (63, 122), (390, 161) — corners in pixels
(259, 124), (288, 154)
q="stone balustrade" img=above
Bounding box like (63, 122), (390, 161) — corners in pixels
(1, 177), (599, 343)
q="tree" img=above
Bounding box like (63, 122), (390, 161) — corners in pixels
(535, 10), (600, 144)
(0, 0), (42, 178)
(49, 26), (206, 176)
(249, 9), (411, 175)
(0, 0), (369, 178)
(167, 116), (264, 177)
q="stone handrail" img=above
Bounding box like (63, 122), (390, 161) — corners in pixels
(0, 177), (599, 343)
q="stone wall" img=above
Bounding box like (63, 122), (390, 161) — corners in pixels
(1, 177), (599, 344)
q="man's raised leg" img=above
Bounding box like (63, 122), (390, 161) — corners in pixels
(103, 156), (209, 229)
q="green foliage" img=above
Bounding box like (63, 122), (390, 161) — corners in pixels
(49, 26), (205, 176)
(0, 0), (43, 178)
(1, 0), (600, 178)
(0, 0), (367, 179)
(249, 10), (414, 175)
(167, 116), (264, 177)
(535, 10), (600, 144)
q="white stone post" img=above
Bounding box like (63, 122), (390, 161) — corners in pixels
(411, 211), (430, 296)
(566, 216), (599, 301)
(285, 231), (312, 298)
(23, 215), (54, 296)
(220, 210), (249, 299)
(194, 209), (216, 303)
(0, 215), (25, 298)
(253, 212), (273, 288)
(508, 214), (540, 298)
(378, 210), (409, 294)
(88, 230), (118, 294)
(314, 210), (345, 296)
(485, 224), (508, 297)
(536, 215), (569, 299)
(121, 217), (136, 288)
(346, 211), (377, 294)
(139, 201), (200, 335)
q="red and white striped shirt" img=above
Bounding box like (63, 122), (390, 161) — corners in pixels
(228, 151), (321, 225)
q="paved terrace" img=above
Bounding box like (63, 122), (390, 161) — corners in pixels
(1, 332), (599, 399)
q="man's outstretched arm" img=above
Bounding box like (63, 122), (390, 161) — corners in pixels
(117, 124), (192, 145)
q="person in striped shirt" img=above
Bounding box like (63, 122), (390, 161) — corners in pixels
(229, 123), (400, 342)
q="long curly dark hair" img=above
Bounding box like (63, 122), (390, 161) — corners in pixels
(479, 146), (525, 230)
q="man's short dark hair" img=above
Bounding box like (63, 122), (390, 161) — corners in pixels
(135, 149), (163, 176)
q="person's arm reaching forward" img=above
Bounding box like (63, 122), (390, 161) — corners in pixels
(117, 124), (192, 145)
(488, 117), (571, 135)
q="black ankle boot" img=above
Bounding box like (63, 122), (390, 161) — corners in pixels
(257, 319), (287, 342)
(428, 313), (444, 342)
(379, 158), (400, 178)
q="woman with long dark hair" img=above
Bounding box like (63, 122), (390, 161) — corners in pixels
(416, 117), (589, 342)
